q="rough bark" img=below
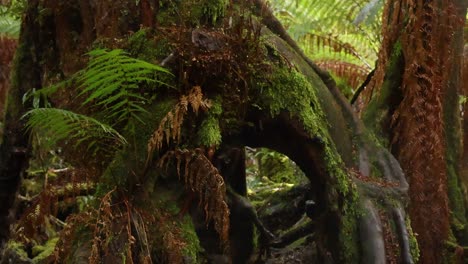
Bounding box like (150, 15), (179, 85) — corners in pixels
(363, 0), (468, 262)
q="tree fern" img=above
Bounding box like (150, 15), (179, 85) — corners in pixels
(23, 108), (127, 153)
(77, 49), (171, 125)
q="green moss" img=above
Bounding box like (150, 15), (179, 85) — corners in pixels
(256, 66), (360, 261)
(256, 68), (354, 194)
(196, 97), (223, 146)
(443, 233), (463, 264)
(406, 217), (420, 263)
(150, 186), (202, 262)
(447, 165), (467, 231)
(257, 67), (326, 138)
(332, 73), (354, 99)
(32, 237), (59, 263)
(362, 40), (403, 145)
(338, 197), (360, 263)
(5, 240), (29, 260)
(180, 215), (202, 262)
(442, 49), (468, 243)
(196, 116), (222, 146)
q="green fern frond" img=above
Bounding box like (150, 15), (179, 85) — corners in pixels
(23, 108), (127, 152)
(271, 0), (382, 68)
(77, 49), (172, 125)
(22, 79), (74, 108)
(0, 6), (21, 37)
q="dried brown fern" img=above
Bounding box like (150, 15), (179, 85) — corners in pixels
(89, 188), (115, 264)
(51, 193), (149, 263)
(316, 59), (370, 89)
(146, 86), (211, 166)
(15, 189), (58, 244)
(158, 148), (230, 243)
(51, 210), (94, 263)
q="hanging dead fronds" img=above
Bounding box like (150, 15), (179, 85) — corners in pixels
(146, 86), (211, 165)
(158, 148), (230, 243)
(89, 188), (116, 264)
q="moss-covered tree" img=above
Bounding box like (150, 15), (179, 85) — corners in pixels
(0, 0), (467, 263)
(362, 0), (468, 262)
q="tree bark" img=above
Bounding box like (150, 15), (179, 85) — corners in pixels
(363, 0), (468, 262)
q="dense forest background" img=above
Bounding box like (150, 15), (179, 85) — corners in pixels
(0, 0), (467, 263)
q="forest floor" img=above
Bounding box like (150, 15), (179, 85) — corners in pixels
(248, 175), (318, 264)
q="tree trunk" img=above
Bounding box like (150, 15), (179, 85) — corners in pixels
(0, 33), (16, 244)
(362, 0), (468, 263)
(0, 0), (436, 263)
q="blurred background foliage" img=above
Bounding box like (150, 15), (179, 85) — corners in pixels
(0, 0), (24, 37)
(269, 0), (383, 98)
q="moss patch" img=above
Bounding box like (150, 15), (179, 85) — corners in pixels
(4, 240), (29, 260)
(32, 237), (59, 263)
(196, 97), (223, 146)
(257, 67), (326, 139)
(149, 186), (202, 263)
(362, 40), (403, 146)
(406, 217), (420, 263)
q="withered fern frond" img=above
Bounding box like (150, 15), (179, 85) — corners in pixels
(146, 86), (211, 165)
(158, 148), (230, 243)
(316, 59), (370, 89)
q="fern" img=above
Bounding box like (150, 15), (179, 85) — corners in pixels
(77, 49), (171, 125)
(0, 5), (21, 37)
(23, 108), (127, 153)
(23, 48), (172, 157)
(270, 0), (381, 89)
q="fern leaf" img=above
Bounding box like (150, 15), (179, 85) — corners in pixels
(23, 108), (127, 152)
(0, 9), (20, 37)
(77, 49), (172, 125)
(271, 0), (382, 67)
